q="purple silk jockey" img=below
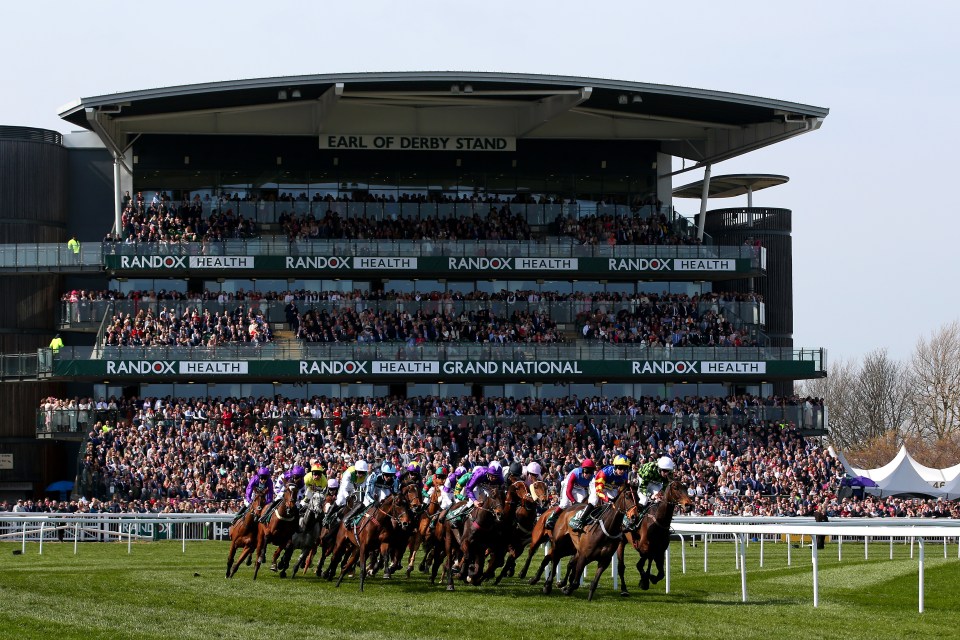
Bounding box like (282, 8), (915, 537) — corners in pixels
(464, 461), (504, 505)
(441, 465), (468, 509)
(246, 467), (275, 505)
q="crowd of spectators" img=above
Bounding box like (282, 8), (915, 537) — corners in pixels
(553, 211), (699, 246)
(103, 306), (273, 347)
(579, 301), (759, 347)
(108, 191), (258, 243)
(295, 307), (563, 344)
(279, 208), (532, 242)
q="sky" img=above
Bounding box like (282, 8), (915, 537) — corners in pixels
(2, 1), (958, 364)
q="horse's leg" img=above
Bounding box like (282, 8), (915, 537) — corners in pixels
(616, 541), (629, 596)
(639, 556), (651, 591)
(650, 552), (665, 585)
(226, 541), (238, 578)
(559, 553), (579, 591)
(444, 529), (457, 592)
(530, 543), (552, 586)
(358, 542), (367, 593)
(518, 535), (543, 580)
(252, 530), (265, 581)
(586, 554), (612, 602)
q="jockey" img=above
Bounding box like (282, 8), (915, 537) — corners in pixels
(545, 458), (594, 529)
(453, 466), (473, 502)
(464, 461), (504, 507)
(301, 463), (328, 507)
(327, 460), (369, 526)
(364, 462), (399, 506)
(571, 455), (631, 532)
(441, 465), (468, 509)
(232, 466), (273, 523)
(505, 461), (524, 484)
(522, 461), (545, 502)
(423, 465), (450, 500)
(265, 464), (307, 518)
(637, 456), (675, 507)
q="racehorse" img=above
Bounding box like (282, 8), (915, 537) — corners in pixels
(288, 490), (327, 579)
(329, 494), (413, 592)
(517, 502), (563, 581)
(406, 482), (443, 578)
(493, 480), (548, 585)
(531, 484), (640, 600)
(434, 486), (504, 591)
(225, 484), (268, 578)
(620, 479), (691, 591)
(252, 482), (299, 580)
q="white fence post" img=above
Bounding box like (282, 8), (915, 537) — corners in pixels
(665, 546), (671, 594)
(704, 534), (709, 572)
(812, 536), (820, 608)
(918, 537), (925, 614)
(739, 533), (748, 603)
(74, 521), (79, 555)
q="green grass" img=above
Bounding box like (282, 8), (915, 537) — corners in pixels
(1, 540), (958, 640)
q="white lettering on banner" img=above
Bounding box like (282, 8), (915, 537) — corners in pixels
(119, 256), (186, 269)
(673, 259), (735, 271)
(515, 258), (578, 270)
(299, 361), (369, 375)
(320, 135), (515, 152)
(106, 361), (177, 375)
(442, 361), (499, 375)
(285, 257), (351, 270)
(501, 362), (583, 375)
(353, 257), (417, 270)
(631, 361), (699, 375)
(188, 256), (254, 269)
(607, 258), (672, 272)
(701, 361), (766, 374)
(372, 361), (439, 374)
(179, 361), (249, 375)
(448, 257), (512, 270)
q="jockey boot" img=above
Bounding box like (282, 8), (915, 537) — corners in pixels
(259, 498), (281, 524)
(571, 504), (594, 532)
(231, 505), (247, 525)
(544, 506), (562, 530)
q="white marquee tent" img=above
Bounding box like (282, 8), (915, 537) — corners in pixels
(829, 446), (952, 498)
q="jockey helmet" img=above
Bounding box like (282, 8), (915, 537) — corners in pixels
(292, 465), (306, 477)
(508, 461), (523, 477)
(581, 458), (595, 470)
(613, 455), (631, 468)
(488, 460), (502, 472)
(310, 463), (324, 474)
(454, 466), (467, 476)
(355, 460), (370, 473)
(526, 462), (542, 476)
(327, 478), (340, 489)
(406, 463), (420, 473)
(257, 466), (271, 477)
(657, 456), (676, 472)
(381, 462), (398, 475)
(436, 465), (450, 477)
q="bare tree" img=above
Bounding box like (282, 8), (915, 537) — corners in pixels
(800, 357), (859, 450)
(852, 348), (912, 441)
(909, 320), (960, 440)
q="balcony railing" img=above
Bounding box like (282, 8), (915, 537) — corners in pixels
(36, 407), (825, 438)
(62, 298), (766, 332)
(53, 344), (825, 368)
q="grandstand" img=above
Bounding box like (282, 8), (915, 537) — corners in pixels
(0, 72), (830, 502)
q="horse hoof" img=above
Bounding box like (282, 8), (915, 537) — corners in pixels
(279, 571), (287, 579)
(446, 585), (455, 592)
(620, 591), (630, 597)
(246, 557), (252, 566)
(269, 564), (278, 572)
(528, 577), (540, 586)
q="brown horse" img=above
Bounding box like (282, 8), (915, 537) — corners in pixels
(493, 480), (548, 585)
(531, 484), (640, 600)
(225, 484), (268, 578)
(406, 483), (443, 578)
(620, 479), (692, 591)
(435, 486), (504, 591)
(375, 482), (422, 578)
(298, 487), (338, 575)
(518, 502), (566, 581)
(330, 494), (413, 592)
(252, 482), (299, 580)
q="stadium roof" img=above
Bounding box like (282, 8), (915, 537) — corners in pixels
(59, 71), (828, 165)
(673, 174), (789, 198)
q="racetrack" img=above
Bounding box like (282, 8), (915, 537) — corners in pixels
(1, 541), (958, 640)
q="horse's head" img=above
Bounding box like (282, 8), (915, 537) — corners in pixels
(400, 482), (423, 510)
(282, 482), (298, 510)
(389, 499), (413, 531)
(479, 487), (505, 524)
(664, 480), (693, 510)
(615, 484), (642, 527)
(529, 481), (549, 509)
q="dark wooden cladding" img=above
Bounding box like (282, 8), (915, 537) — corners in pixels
(0, 275), (61, 337)
(0, 138), (69, 243)
(705, 207), (793, 346)
(0, 381), (65, 438)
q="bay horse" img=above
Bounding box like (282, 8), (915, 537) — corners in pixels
(530, 484), (639, 600)
(434, 486), (504, 591)
(620, 479), (692, 591)
(406, 483), (443, 578)
(518, 502), (565, 581)
(252, 482), (299, 580)
(493, 480), (548, 585)
(225, 484), (268, 578)
(330, 494), (413, 592)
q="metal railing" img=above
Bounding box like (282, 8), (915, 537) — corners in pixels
(63, 298), (766, 332)
(53, 344), (825, 366)
(0, 352), (48, 379)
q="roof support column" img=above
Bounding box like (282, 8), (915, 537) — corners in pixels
(747, 185), (754, 227)
(113, 158), (122, 236)
(696, 163), (712, 241)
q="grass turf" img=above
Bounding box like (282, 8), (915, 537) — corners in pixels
(0, 539), (958, 640)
